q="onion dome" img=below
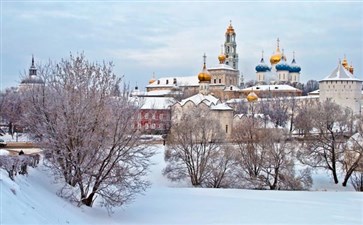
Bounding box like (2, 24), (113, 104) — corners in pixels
(276, 59), (290, 71)
(270, 38), (282, 65)
(149, 73), (156, 84)
(255, 51), (270, 72)
(218, 54), (226, 63)
(275, 50), (290, 71)
(226, 20), (235, 34)
(247, 92), (258, 102)
(289, 51), (301, 73)
(218, 44), (226, 63)
(198, 54), (211, 82)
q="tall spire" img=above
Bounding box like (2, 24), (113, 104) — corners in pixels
(276, 38), (280, 52)
(203, 53), (207, 69)
(31, 54), (35, 67)
(292, 51), (296, 63)
(260, 50), (265, 63)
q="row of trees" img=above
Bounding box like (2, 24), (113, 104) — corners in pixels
(163, 100), (363, 191)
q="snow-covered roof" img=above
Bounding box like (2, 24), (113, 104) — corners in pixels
(210, 103), (233, 111)
(321, 63), (362, 81)
(224, 85), (241, 91)
(144, 90), (172, 96)
(208, 63), (237, 71)
(147, 76), (199, 87)
(308, 89), (320, 95)
(241, 84), (301, 92)
(177, 93), (232, 111)
(179, 93), (220, 107)
(140, 97), (174, 110)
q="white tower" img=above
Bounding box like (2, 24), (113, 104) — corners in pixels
(319, 61), (362, 114)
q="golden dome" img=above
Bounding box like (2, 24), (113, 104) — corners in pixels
(149, 78), (156, 84)
(149, 73), (156, 84)
(270, 52), (282, 65)
(218, 53), (226, 64)
(198, 68), (211, 82)
(198, 54), (211, 82)
(226, 21), (235, 34)
(247, 92), (258, 102)
(342, 56), (348, 69)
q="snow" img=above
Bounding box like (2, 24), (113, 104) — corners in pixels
(208, 63), (236, 71)
(140, 97), (174, 110)
(1, 144), (363, 225)
(0, 150), (9, 156)
(179, 93), (220, 107)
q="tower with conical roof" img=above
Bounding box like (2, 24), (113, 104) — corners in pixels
(319, 58), (362, 114)
(224, 21), (238, 70)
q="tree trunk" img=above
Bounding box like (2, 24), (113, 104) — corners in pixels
(342, 167), (356, 187)
(81, 192), (95, 207)
(332, 168), (339, 184)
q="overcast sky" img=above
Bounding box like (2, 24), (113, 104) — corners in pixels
(1, 1), (362, 91)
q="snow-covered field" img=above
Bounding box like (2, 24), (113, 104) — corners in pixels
(1, 144), (362, 225)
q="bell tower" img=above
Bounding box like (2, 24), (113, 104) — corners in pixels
(224, 21), (239, 70)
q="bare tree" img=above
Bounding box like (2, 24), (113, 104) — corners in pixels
(264, 97), (289, 128)
(22, 53), (154, 210)
(233, 118), (311, 190)
(0, 87), (23, 128)
(233, 117), (265, 188)
(298, 100), (351, 184)
(341, 131), (363, 187)
(163, 107), (234, 187)
(259, 130), (311, 190)
(294, 102), (315, 136)
(304, 80), (319, 95)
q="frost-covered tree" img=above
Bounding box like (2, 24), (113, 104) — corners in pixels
(163, 108), (234, 187)
(0, 87), (23, 128)
(298, 100), (351, 184)
(233, 119), (311, 190)
(341, 115), (363, 187)
(22, 53), (154, 210)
